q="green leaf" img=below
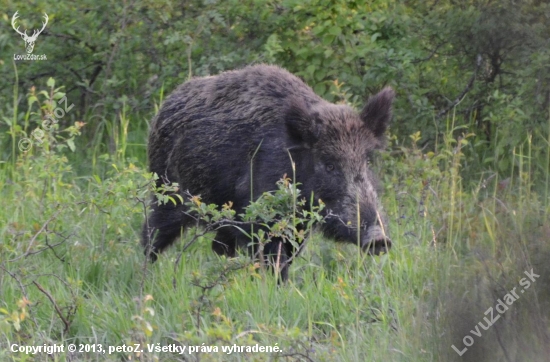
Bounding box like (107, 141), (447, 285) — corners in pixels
(46, 77), (55, 88)
(312, 25), (326, 36)
(305, 65), (316, 78)
(313, 83), (326, 96)
(67, 138), (76, 152)
(321, 35), (335, 45)
(328, 26), (341, 36)
(53, 92), (66, 100)
(27, 95), (38, 107)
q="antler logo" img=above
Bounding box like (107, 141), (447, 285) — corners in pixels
(12, 11), (48, 54)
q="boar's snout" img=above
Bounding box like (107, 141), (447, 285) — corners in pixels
(362, 225), (392, 255)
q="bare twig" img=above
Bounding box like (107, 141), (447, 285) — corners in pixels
(8, 207), (62, 262)
(32, 281), (71, 333)
(436, 54), (483, 119)
(279, 352), (317, 362)
(233, 329), (261, 340)
(24, 231), (73, 262)
(135, 195), (151, 310)
(411, 41), (448, 63)
(0, 264), (39, 328)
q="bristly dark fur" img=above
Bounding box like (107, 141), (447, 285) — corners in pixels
(142, 64), (395, 281)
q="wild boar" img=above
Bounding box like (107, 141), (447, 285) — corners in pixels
(142, 64), (394, 280)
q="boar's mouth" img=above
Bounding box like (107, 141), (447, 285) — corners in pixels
(322, 214), (392, 255)
(361, 225), (392, 256)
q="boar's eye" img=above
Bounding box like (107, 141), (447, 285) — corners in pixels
(365, 154), (373, 166)
(326, 164), (335, 172)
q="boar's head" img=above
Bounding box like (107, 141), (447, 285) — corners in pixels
(286, 87), (395, 255)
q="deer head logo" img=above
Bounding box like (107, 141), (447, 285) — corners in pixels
(11, 11), (48, 54)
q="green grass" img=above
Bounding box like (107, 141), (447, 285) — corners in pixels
(1, 87), (550, 362)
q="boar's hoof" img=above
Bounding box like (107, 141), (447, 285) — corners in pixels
(362, 225), (392, 255)
(144, 245), (160, 262)
(363, 237), (392, 255)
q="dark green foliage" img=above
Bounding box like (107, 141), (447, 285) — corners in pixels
(1, 0), (549, 181)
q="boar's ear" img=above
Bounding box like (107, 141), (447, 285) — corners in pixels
(360, 87), (395, 141)
(285, 100), (318, 147)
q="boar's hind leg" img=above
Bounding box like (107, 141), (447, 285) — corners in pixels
(142, 201), (186, 262)
(263, 240), (291, 282)
(212, 228), (237, 257)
